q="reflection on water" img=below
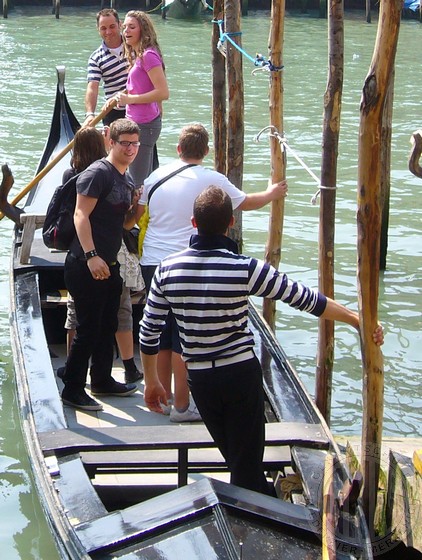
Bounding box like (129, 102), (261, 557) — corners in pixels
(0, 6), (421, 558)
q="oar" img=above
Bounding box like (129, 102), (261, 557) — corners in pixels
(0, 99), (118, 221)
(322, 453), (337, 560)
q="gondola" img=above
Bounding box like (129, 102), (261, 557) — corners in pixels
(8, 67), (373, 559)
(162, 0), (210, 19)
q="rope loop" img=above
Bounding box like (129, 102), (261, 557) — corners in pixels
(212, 20), (283, 72)
(254, 125), (337, 205)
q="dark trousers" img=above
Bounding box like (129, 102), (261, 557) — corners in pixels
(188, 356), (269, 495)
(63, 254), (122, 393)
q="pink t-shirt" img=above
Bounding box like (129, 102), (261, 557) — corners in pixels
(126, 49), (162, 124)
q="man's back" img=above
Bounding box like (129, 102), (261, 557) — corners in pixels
(139, 161), (246, 264)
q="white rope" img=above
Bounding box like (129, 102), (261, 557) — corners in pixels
(254, 125), (337, 205)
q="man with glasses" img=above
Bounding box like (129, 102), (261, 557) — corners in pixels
(61, 119), (143, 411)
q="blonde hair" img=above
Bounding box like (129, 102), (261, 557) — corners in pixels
(123, 10), (164, 68)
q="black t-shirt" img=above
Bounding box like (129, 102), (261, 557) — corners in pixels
(70, 158), (133, 263)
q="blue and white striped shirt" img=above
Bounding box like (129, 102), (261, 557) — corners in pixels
(140, 235), (327, 364)
(87, 41), (128, 102)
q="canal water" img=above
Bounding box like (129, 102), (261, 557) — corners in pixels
(0, 6), (421, 558)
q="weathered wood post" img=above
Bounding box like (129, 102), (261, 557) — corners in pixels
(315, 0), (344, 424)
(224, 0), (244, 250)
(366, 0), (371, 23)
(212, 0), (227, 175)
(262, 0), (286, 331)
(3, 0), (8, 19)
(357, 0), (401, 531)
(379, 79), (394, 270)
(53, 0), (60, 19)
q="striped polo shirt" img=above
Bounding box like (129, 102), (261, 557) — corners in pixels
(140, 235), (327, 364)
(87, 41), (128, 102)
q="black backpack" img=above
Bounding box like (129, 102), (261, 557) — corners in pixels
(42, 173), (81, 251)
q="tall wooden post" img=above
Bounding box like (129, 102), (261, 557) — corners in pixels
(357, 0), (401, 531)
(53, 0), (60, 19)
(225, 0), (244, 250)
(212, 0), (227, 175)
(379, 78), (394, 270)
(262, 0), (286, 331)
(315, 0), (344, 424)
(366, 0), (371, 23)
(3, 0), (8, 19)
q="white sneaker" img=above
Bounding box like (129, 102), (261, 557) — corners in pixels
(170, 400), (202, 423)
(161, 397), (173, 416)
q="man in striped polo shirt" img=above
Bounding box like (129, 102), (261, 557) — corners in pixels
(83, 8), (128, 127)
(140, 186), (384, 495)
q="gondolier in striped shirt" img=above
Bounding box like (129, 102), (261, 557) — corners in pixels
(140, 186), (384, 496)
(83, 8), (128, 127)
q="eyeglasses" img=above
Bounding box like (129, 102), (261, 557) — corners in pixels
(116, 140), (141, 148)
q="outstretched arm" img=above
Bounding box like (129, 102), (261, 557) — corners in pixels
(320, 297), (384, 346)
(238, 179), (288, 211)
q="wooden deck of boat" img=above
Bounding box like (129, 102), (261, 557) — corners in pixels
(48, 343), (331, 502)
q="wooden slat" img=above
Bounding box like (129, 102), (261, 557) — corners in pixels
(19, 213), (45, 264)
(40, 422), (330, 456)
(80, 445), (293, 474)
(291, 447), (328, 509)
(41, 422), (329, 488)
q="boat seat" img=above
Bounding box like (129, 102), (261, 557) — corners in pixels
(19, 213), (45, 264)
(80, 445), (293, 479)
(40, 422), (330, 488)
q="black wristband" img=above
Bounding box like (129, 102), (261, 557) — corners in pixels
(85, 250), (98, 260)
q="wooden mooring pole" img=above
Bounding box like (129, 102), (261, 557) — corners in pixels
(315, 0), (344, 424)
(2, 0), (8, 18)
(212, 0), (227, 175)
(357, 0), (401, 532)
(262, 0), (286, 331)
(224, 0), (244, 250)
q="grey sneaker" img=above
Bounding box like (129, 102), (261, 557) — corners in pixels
(170, 400), (202, 423)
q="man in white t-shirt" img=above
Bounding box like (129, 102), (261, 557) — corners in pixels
(138, 123), (287, 422)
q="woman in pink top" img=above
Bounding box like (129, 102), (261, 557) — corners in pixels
(116, 11), (169, 187)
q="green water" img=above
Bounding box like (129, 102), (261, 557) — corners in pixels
(0, 6), (421, 558)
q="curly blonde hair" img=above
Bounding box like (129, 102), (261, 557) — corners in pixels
(123, 10), (164, 68)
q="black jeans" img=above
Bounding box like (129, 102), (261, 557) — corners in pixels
(63, 254), (122, 393)
(188, 356), (269, 495)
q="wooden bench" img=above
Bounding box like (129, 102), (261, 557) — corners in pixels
(40, 422), (331, 488)
(19, 213), (45, 264)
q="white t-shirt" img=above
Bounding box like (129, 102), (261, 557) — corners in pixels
(139, 161), (246, 265)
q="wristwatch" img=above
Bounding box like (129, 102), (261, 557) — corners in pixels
(85, 250), (98, 260)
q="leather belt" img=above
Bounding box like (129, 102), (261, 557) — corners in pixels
(187, 350), (254, 371)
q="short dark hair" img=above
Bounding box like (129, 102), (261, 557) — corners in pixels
(109, 118), (140, 141)
(193, 186), (233, 235)
(178, 123), (209, 160)
(96, 8), (119, 26)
